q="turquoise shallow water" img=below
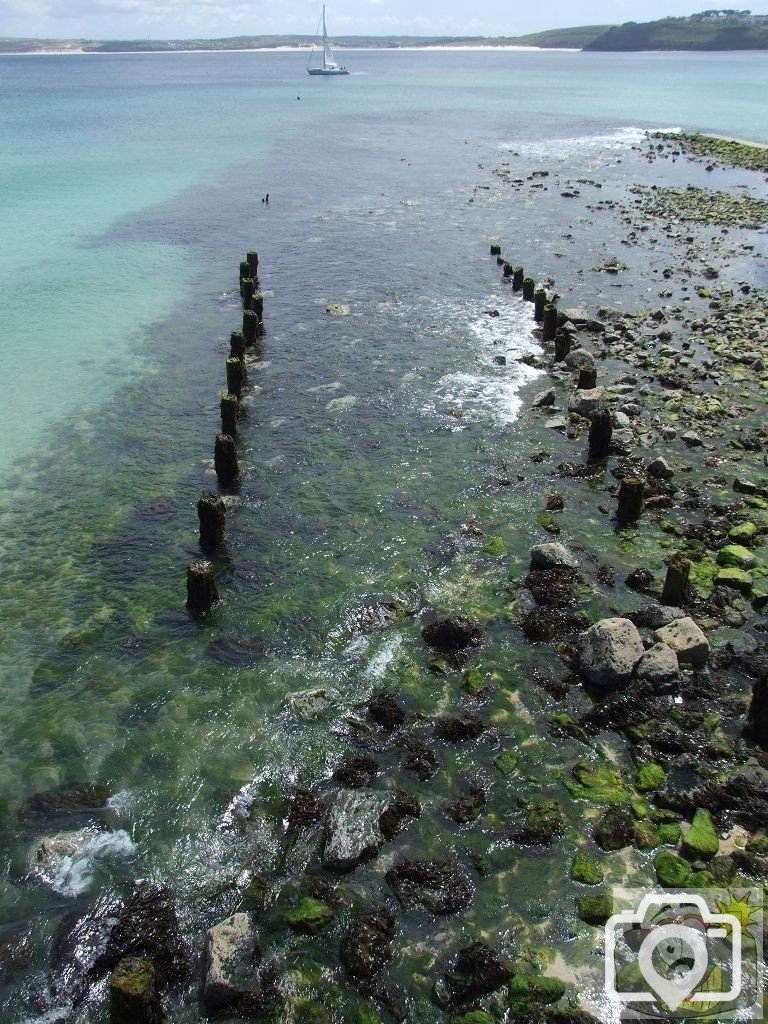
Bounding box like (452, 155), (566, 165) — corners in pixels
(0, 47), (767, 1022)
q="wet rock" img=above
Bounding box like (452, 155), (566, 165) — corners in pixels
(635, 642), (681, 692)
(421, 616), (483, 652)
(568, 387), (607, 419)
(593, 807), (655, 851)
(524, 566), (583, 607)
(322, 790), (391, 872)
(654, 850), (693, 887)
(579, 681), (667, 736)
(532, 388), (556, 408)
(386, 859), (473, 915)
(367, 689), (407, 730)
(93, 882), (190, 984)
(437, 940), (511, 1009)
(717, 544), (757, 571)
(109, 956), (164, 1024)
(565, 348), (596, 372)
(744, 671), (768, 747)
(521, 607), (589, 643)
(444, 785), (487, 824)
(510, 799), (565, 846)
(203, 912), (262, 1012)
(654, 617), (710, 666)
(576, 891), (614, 926)
(340, 909), (395, 979)
(625, 567), (655, 591)
(397, 736), (439, 780)
(570, 851), (604, 885)
(433, 711), (486, 742)
(647, 456), (674, 479)
(285, 897), (335, 935)
(287, 788), (327, 836)
(681, 808), (720, 861)
(19, 783), (112, 822)
(378, 789), (421, 840)
(530, 542), (578, 570)
(577, 617), (644, 689)
(333, 754), (380, 789)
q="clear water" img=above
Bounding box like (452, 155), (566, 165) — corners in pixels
(0, 47), (766, 1022)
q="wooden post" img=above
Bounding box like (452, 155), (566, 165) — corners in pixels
(197, 491), (226, 553)
(503, 261), (513, 278)
(534, 289), (547, 323)
(226, 356), (245, 398)
(109, 957), (164, 1024)
(214, 433), (239, 486)
(490, 244), (501, 256)
(522, 277), (535, 302)
(186, 560), (219, 613)
(512, 266), (524, 291)
(220, 393), (239, 437)
(239, 260), (250, 284)
(246, 250), (259, 276)
(588, 409), (612, 460)
(243, 309), (259, 346)
(543, 304), (558, 343)
(241, 277), (255, 305)
(230, 331), (246, 362)
(577, 367), (597, 390)
(661, 553), (691, 607)
(554, 329), (571, 362)
(617, 477), (645, 524)
(250, 292), (264, 321)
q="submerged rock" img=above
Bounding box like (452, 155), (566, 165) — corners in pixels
(433, 711), (486, 741)
(323, 789), (418, 872)
(19, 783), (112, 822)
(333, 753), (380, 789)
(340, 909), (395, 979)
(510, 799), (565, 846)
(203, 912), (262, 1012)
(367, 689), (407, 730)
(421, 616), (483, 652)
(386, 859), (473, 915)
(437, 940), (511, 1010)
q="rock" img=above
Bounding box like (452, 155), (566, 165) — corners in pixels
(576, 892), (614, 926)
(530, 542), (578, 570)
(647, 456), (674, 479)
(433, 711), (486, 741)
(635, 763), (666, 793)
(109, 957), (164, 1024)
(203, 913), (262, 1012)
(734, 478), (758, 495)
(561, 308), (590, 326)
(564, 348), (595, 371)
(532, 388), (556, 408)
(333, 753), (380, 789)
(367, 689), (406, 730)
(568, 387), (607, 419)
(510, 799), (565, 846)
(654, 850), (693, 888)
(525, 565), (583, 607)
(439, 941), (511, 1009)
(715, 567), (753, 593)
(285, 897), (335, 934)
(508, 974), (567, 1010)
(577, 617), (644, 689)
(19, 783), (112, 821)
(444, 785), (487, 824)
(745, 672), (768, 747)
(635, 643), (681, 692)
(398, 737), (439, 781)
(729, 521), (758, 544)
(681, 808), (719, 861)
(565, 760), (630, 805)
(654, 617), (710, 667)
(570, 851), (604, 885)
(716, 544), (757, 570)
(325, 303), (348, 315)
(422, 616), (483, 652)
(322, 790), (393, 872)
(340, 909), (395, 979)
(625, 567), (654, 591)
(386, 859), (473, 915)
(593, 807), (655, 852)
(681, 430), (703, 447)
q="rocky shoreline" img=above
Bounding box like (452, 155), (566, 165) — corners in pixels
(11, 132), (768, 1023)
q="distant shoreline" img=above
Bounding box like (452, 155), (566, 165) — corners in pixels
(0, 44), (573, 56)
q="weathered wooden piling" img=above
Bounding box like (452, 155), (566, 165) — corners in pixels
(214, 433), (239, 486)
(226, 356), (245, 398)
(554, 329), (571, 363)
(220, 393), (239, 437)
(512, 266), (524, 292)
(243, 309), (260, 346)
(534, 289), (547, 323)
(241, 277), (256, 305)
(617, 477), (645, 524)
(522, 277), (535, 302)
(197, 491), (226, 553)
(230, 330), (246, 362)
(490, 243), (501, 256)
(246, 250), (259, 276)
(186, 559), (219, 613)
(588, 409), (612, 460)
(542, 304), (558, 343)
(661, 552), (691, 607)
(238, 260), (251, 284)
(578, 367), (597, 390)
(250, 292), (264, 321)
(503, 261), (513, 278)
(496, 255), (505, 266)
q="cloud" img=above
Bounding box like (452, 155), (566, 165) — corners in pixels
(0, 0), (255, 26)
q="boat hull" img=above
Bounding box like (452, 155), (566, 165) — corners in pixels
(307, 67), (350, 75)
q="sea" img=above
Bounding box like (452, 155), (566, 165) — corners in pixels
(0, 47), (766, 1022)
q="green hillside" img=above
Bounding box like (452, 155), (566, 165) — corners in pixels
(584, 11), (768, 50)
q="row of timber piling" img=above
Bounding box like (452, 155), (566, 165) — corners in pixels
(185, 250), (264, 614)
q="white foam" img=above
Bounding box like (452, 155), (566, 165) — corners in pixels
(363, 635), (403, 680)
(505, 125), (670, 163)
(36, 829), (135, 897)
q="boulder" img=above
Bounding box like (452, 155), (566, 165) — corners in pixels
(577, 618), (644, 689)
(654, 617), (709, 667)
(109, 957), (164, 1024)
(340, 909), (395, 979)
(564, 348), (595, 371)
(647, 456), (674, 479)
(322, 790), (391, 872)
(386, 859), (473, 915)
(532, 388), (556, 409)
(716, 544), (757, 570)
(568, 387), (607, 419)
(203, 913), (261, 1011)
(681, 808), (719, 862)
(530, 542), (578, 570)
(635, 642), (680, 692)
(422, 616), (483, 652)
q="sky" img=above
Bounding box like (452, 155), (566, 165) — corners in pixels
(1, 0), (768, 40)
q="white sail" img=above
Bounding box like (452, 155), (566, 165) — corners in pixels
(307, 5), (349, 75)
(322, 7), (336, 67)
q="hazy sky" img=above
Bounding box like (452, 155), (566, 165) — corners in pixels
(1, 0), (768, 40)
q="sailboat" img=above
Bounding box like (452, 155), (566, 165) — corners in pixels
(307, 5), (350, 76)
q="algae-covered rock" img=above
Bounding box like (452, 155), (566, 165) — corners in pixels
(570, 851), (604, 885)
(482, 537), (506, 557)
(576, 891), (614, 926)
(654, 850), (693, 887)
(577, 618), (644, 689)
(439, 940), (511, 1009)
(453, 1012), (495, 1024)
(635, 763), (666, 793)
(681, 808), (719, 861)
(109, 957), (163, 1024)
(494, 749), (520, 777)
(340, 909), (395, 979)
(656, 821), (682, 846)
(714, 567), (754, 594)
(386, 859), (473, 915)
(462, 667), (486, 697)
(422, 616), (483, 652)
(729, 522), (758, 544)
(716, 544), (757, 570)
(286, 897), (335, 934)
(510, 799), (565, 846)
(203, 913), (262, 1011)
(507, 973), (566, 1009)
(565, 760), (631, 805)
(594, 807), (656, 851)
